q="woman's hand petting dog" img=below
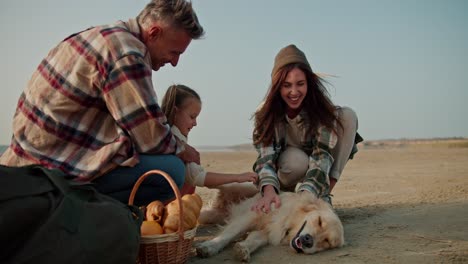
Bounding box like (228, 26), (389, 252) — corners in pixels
(251, 185), (281, 214)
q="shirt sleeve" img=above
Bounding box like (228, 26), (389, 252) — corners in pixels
(185, 162), (207, 187)
(253, 143), (280, 195)
(102, 54), (184, 154)
(296, 125), (337, 196)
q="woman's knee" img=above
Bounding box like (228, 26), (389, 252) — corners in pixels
(279, 147), (308, 171)
(278, 147), (309, 188)
(337, 106), (358, 131)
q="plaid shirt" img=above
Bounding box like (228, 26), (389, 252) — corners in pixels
(253, 111), (338, 197)
(0, 19), (183, 181)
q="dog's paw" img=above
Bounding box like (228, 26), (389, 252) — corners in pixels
(233, 242), (251, 262)
(195, 241), (219, 258)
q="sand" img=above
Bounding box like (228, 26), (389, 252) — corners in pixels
(188, 139), (468, 263)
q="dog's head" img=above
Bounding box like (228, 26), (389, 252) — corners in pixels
(289, 197), (344, 254)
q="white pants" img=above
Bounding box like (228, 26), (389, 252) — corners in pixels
(277, 107), (359, 191)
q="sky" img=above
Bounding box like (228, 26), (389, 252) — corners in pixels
(1, 0), (467, 147)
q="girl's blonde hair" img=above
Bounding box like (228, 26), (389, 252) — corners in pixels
(161, 84), (201, 126)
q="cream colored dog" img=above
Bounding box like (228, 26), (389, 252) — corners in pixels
(198, 182), (258, 225)
(196, 190), (344, 262)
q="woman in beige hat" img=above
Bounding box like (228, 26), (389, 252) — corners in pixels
(251, 44), (363, 213)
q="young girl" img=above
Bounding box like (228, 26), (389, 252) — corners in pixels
(251, 44), (363, 213)
(161, 84), (258, 195)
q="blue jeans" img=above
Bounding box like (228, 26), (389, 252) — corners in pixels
(93, 154), (185, 206)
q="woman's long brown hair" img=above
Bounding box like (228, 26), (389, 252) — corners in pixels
(253, 63), (341, 146)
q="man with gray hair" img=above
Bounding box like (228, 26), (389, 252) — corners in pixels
(0, 0), (204, 205)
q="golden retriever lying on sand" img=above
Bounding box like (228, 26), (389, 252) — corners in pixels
(196, 190), (344, 262)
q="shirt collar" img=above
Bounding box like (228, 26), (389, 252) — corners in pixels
(285, 110), (306, 124)
(171, 126), (188, 144)
(123, 18), (143, 41)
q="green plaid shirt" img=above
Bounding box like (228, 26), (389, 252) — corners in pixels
(253, 111), (338, 197)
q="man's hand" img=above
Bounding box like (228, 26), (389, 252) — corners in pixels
(177, 144), (200, 164)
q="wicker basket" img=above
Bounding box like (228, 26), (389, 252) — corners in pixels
(129, 170), (197, 264)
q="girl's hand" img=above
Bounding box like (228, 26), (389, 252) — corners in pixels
(237, 172), (259, 184)
(251, 185), (281, 214)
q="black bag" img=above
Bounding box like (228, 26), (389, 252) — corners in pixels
(0, 165), (143, 264)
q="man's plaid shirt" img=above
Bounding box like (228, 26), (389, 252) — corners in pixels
(0, 19), (183, 181)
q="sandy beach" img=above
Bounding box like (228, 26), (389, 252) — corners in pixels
(188, 139), (468, 263)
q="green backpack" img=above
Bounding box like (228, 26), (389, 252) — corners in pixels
(0, 164), (143, 264)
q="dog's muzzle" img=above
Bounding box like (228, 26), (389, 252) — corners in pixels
(291, 221), (314, 253)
